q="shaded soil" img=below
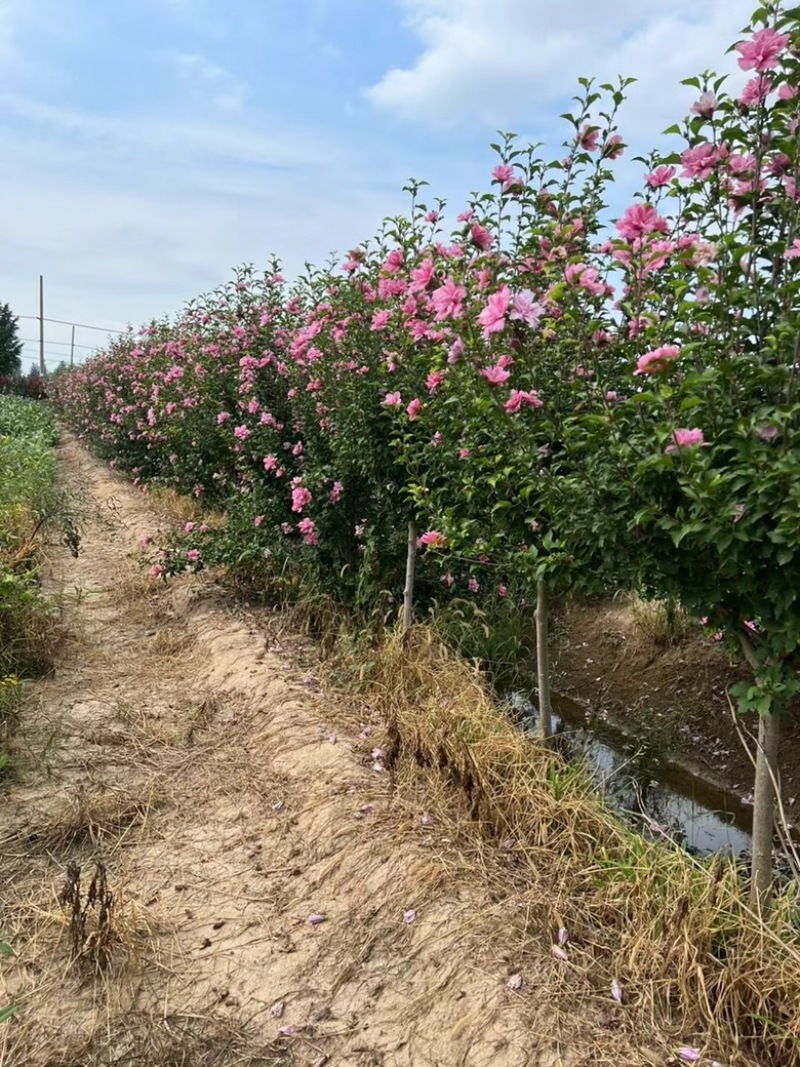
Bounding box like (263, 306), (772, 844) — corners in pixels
(0, 437), (676, 1066)
(552, 599), (800, 825)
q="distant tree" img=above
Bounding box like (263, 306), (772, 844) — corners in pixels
(0, 303), (23, 376)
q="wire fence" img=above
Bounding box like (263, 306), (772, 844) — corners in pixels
(15, 314), (130, 372)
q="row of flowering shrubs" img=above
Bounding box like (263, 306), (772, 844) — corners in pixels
(57, 5), (800, 851)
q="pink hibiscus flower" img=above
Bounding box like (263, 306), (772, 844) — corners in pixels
(492, 164), (514, 184)
(509, 290), (544, 327)
(665, 427), (706, 452)
(417, 530), (447, 550)
(578, 125), (600, 151)
(735, 27), (789, 72)
(681, 143), (723, 181)
(469, 222), (493, 250)
(478, 286), (511, 337)
(431, 277), (466, 320)
(481, 364), (511, 386)
(504, 389), (543, 413)
(291, 485), (312, 513)
(645, 165), (676, 189)
(740, 75), (773, 106)
(634, 345), (681, 375)
(616, 204), (669, 242)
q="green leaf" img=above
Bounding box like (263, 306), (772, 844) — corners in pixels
(669, 520), (705, 548)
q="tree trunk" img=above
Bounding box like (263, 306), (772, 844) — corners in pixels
(751, 710), (780, 904)
(535, 580), (553, 741)
(402, 520), (417, 634)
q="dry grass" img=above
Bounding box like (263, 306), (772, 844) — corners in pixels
(256, 590), (350, 654)
(627, 594), (692, 649)
(60, 860), (118, 971)
(183, 695), (219, 746)
(25, 782), (164, 854)
(0, 854), (165, 1067)
(146, 487), (205, 527)
(111, 570), (173, 624)
(0, 1012), (294, 1067)
(147, 486), (227, 533)
(151, 627), (194, 657)
(111, 693), (219, 750)
(364, 626), (800, 1067)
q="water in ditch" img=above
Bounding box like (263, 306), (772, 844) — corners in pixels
(507, 689), (753, 857)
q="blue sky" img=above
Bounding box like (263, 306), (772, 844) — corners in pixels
(0, 0), (755, 370)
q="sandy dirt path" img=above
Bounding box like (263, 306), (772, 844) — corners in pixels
(0, 435), (648, 1067)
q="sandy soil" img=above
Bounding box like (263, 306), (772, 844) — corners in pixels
(0, 436), (668, 1067)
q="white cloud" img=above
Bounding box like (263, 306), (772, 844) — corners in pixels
(367, 0), (755, 136)
(0, 94), (406, 370)
(166, 51), (248, 111)
(0, 92), (343, 170)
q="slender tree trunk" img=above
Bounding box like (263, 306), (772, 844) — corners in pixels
(402, 520), (417, 634)
(535, 579), (553, 741)
(751, 710), (780, 904)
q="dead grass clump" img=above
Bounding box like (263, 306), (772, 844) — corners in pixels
(2, 1011), (292, 1067)
(184, 696), (219, 746)
(111, 700), (176, 748)
(627, 593), (692, 649)
(59, 860), (116, 971)
(28, 783), (163, 853)
(369, 625), (800, 1067)
(147, 486), (227, 533)
(147, 487), (205, 526)
(53, 1011), (292, 1062)
(112, 570), (172, 624)
(273, 591), (345, 638)
(257, 591), (355, 662)
(151, 627), (193, 657)
(51, 859), (155, 981)
(0, 861), (160, 1065)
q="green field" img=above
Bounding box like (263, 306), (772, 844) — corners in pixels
(0, 396), (59, 771)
